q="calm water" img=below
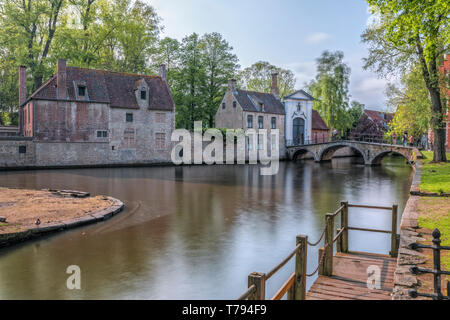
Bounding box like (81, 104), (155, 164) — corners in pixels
(0, 156), (412, 299)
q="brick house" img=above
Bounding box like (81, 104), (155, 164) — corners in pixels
(215, 74), (286, 158)
(350, 109), (394, 141)
(428, 54), (449, 151)
(311, 110), (329, 143)
(16, 59), (175, 166)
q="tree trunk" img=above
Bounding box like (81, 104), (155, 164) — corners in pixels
(430, 88), (447, 162)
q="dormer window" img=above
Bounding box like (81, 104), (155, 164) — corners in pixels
(78, 86), (86, 97)
(140, 90), (147, 100)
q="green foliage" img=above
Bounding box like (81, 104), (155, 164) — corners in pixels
(308, 51), (353, 136)
(363, 0), (449, 162)
(0, 0), (162, 112)
(238, 61), (296, 98)
(171, 33), (239, 130)
(386, 65), (432, 138)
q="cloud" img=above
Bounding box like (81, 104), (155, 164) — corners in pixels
(286, 61), (316, 89)
(306, 32), (332, 45)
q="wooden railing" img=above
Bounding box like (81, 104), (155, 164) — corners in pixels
(236, 201), (399, 300)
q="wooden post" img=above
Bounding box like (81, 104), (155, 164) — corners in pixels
(324, 213), (334, 276)
(391, 205), (398, 258)
(318, 247), (325, 275)
(340, 201), (349, 253)
(248, 272), (265, 300)
(294, 235), (307, 300)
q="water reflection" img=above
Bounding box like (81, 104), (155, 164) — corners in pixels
(0, 156), (412, 299)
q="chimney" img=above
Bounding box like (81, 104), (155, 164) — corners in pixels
(271, 72), (279, 99)
(19, 66), (27, 106)
(57, 59), (67, 99)
(159, 64), (167, 81)
(228, 79), (237, 92)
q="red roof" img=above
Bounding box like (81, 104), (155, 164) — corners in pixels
(364, 110), (394, 125)
(312, 110), (329, 130)
(26, 66), (174, 111)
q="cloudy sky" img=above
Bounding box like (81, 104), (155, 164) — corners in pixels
(149, 0), (389, 110)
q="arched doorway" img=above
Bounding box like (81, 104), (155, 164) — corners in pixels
(293, 118), (305, 145)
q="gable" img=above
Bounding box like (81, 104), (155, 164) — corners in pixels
(284, 90), (315, 101)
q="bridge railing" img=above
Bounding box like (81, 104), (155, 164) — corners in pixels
(236, 201), (399, 300)
(287, 134), (396, 147)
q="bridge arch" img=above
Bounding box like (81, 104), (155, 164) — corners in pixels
(318, 143), (368, 164)
(292, 148), (316, 161)
(370, 150), (412, 166)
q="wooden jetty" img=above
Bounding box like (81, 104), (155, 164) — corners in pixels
(238, 202), (399, 301)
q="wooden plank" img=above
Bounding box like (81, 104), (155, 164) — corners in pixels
(306, 252), (396, 300)
(271, 273), (295, 300)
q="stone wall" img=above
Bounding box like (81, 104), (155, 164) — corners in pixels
(392, 162), (427, 300)
(0, 138), (35, 168)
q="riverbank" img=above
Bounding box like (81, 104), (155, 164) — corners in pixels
(0, 187), (124, 247)
(393, 152), (450, 300)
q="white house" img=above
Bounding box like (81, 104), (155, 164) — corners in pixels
(284, 90), (315, 146)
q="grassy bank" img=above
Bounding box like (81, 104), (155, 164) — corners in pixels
(420, 151), (450, 194)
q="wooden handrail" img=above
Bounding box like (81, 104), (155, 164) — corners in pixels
(348, 226), (392, 234)
(348, 204), (392, 210)
(330, 205), (345, 217)
(237, 284), (256, 300)
(271, 273), (295, 300)
(266, 244), (301, 280)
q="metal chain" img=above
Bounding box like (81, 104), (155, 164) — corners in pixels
(307, 217), (329, 247)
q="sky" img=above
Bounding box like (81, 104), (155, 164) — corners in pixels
(149, 0), (389, 111)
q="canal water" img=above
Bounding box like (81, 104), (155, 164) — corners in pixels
(0, 156), (412, 299)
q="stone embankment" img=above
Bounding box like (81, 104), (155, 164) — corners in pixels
(0, 187), (124, 247)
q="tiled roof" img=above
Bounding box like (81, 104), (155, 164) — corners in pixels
(234, 89), (285, 115)
(364, 110), (394, 124)
(312, 110), (329, 130)
(27, 66), (174, 111)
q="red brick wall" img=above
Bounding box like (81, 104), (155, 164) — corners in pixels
(312, 129), (329, 143)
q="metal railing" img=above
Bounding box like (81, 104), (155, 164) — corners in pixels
(408, 229), (450, 300)
(287, 134), (395, 147)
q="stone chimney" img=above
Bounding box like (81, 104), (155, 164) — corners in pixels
(57, 59), (67, 99)
(159, 64), (167, 81)
(19, 66), (27, 106)
(271, 73), (279, 99)
(228, 79), (237, 92)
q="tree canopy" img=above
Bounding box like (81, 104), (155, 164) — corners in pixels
(363, 0), (449, 162)
(238, 61), (296, 99)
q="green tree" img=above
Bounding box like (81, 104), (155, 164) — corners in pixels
(238, 61), (296, 98)
(153, 37), (181, 87)
(200, 32), (239, 127)
(0, 0), (65, 91)
(172, 33), (206, 130)
(362, 0), (449, 162)
(308, 51), (352, 136)
(385, 65), (432, 138)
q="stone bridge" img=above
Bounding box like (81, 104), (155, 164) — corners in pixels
(287, 140), (419, 166)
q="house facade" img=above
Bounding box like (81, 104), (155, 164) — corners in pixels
(215, 74), (286, 158)
(311, 110), (329, 143)
(284, 90), (315, 146)
(1, 59), (175, 168)
(350, 109), (394, 142)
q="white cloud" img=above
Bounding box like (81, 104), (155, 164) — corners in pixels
(306, 32), (332, 45)
(285, 61), (316, 89)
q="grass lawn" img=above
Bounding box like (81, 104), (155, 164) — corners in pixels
(420, 151), (450, 194)
(417, 197), (450, 277)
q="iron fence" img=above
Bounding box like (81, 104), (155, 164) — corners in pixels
(408, 229), (450, 300)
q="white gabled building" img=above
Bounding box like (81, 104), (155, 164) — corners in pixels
(284, 90), (315, 146)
